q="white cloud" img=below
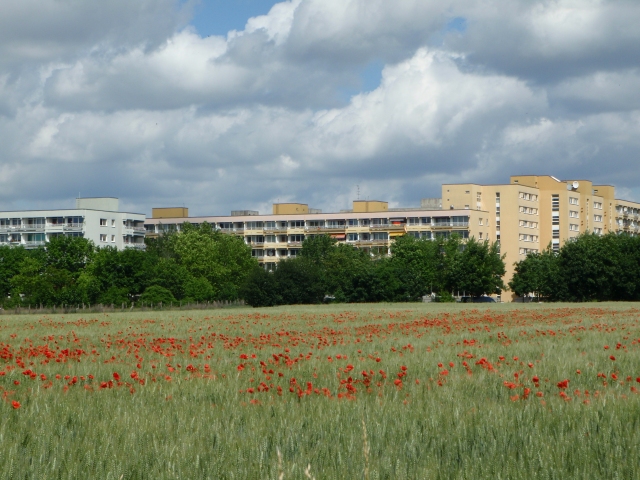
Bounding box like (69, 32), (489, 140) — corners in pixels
(1, 0), (640, 215)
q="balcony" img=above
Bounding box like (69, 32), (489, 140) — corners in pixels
(247, 242), (265, 247)
(264, 227), (288, 233)
(24, 241), (46, 248)
(287, 241), (303, 247)
(124, 243), (146, 250)
(306, 226), (346, 233)
(21, 225), (46, 232)
(370, 224), (394, 230)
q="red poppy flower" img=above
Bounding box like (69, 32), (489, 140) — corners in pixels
(12, 401), (20, 409)
(113, 372), (120, 381)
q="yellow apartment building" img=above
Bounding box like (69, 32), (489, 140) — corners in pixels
(144, 175), (640, 301)
(444, 175), (640, 299)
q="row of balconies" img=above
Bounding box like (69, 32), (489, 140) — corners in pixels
(0, 223), (84, 232)
(246, 239), (392, 248)
(217, 222), (469, 235)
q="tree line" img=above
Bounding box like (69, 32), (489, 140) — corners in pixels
(0, 223), (255, 308)
(241, 234), (505, 306)
(509, 232), (640, 302)
(0, 223), (507, 308)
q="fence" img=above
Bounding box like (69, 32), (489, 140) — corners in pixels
(0, 299), (246, 315)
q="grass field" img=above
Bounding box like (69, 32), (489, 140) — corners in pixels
(0, 303), (639, 479)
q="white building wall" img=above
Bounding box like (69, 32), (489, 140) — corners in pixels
(0, 208), (146, 250)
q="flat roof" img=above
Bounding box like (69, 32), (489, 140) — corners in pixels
(0, 209), (145, 215)
(144, 208), (485, 223)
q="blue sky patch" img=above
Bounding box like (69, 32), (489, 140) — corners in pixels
(190, 0), (280, 37)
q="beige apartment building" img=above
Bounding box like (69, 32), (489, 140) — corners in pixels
(444, 175), (640, 298)
(144, 200), (490, 266)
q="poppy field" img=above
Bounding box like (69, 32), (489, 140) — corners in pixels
(1, 303), (639, 479)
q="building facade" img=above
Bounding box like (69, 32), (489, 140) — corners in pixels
(0, 198), (146, 250)
(144, 201), (491, 267)
(443, 175), (640, 297)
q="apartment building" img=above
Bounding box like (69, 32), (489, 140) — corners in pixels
(0, 198), (146, 250)
(144, 201), (491, 268)
(444, 175), (640, 297)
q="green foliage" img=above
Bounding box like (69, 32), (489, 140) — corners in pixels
(510, 233), (640, 302)
(172, 222), (258, 300)
(273, 258), (324, 305)
(139, 285), (176, 306)
(389, 235), (440, 300)
(509, 246), (559, 300)
(183, 276), (216, 303)
(446, 237), (506, 297)
(240, 267), (280, 307)
(0, 246), (29, 299)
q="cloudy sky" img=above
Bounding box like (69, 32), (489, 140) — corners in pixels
(2, 0), (640, 215)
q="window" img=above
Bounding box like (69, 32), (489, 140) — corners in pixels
(111, 235), (115, 242)
(552, 195), (560, 211)
(569, 224), (579, 232)
(479, 218), (483, 225)
(594, 215), (602, 222)
(372, 232), (388, 240)
(100, 219), (107, 226)
(289, 221), (304, 228)
(348, 219), (358, 226)
(594, 228), (603, 235)
(100, 234), (107, 242)
(569, 210), (579, 218)
(111, 219), (115, 227)
(594, 202), (603, 209)
(476, 192), (481, 202)
(569, 197), (579, 205)
(408, 217), (419, 225)
(360, 219), (371, 226)
(465, 190), (470, 194)
(307, 220), (323, 228)
(246, 221), (264, 230)
(464, 205), (469, 209)
(347, 233), (358, 241)
(479, 232), (483, 239)
(289, 234), (304, 243)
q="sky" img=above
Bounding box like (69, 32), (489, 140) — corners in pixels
(1, 0), (640, 215)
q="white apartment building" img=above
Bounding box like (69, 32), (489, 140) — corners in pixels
(0, 198), (146, 250)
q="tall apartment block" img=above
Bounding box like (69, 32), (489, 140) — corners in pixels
(444, 175), (640, 297)
(0, 198), (146, 250)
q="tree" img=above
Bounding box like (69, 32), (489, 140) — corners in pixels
(444, 237), (505, 297)
(273, 258), (324, 305)
(389, 235), (440, 301)
(241, 267), (280, 307)
(0, 246), (29, 300)
(509, 246), (559, 300)
(45, 235), (95, 274)
(139, 286), (176, 306)
(172, 222), (258, 300)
